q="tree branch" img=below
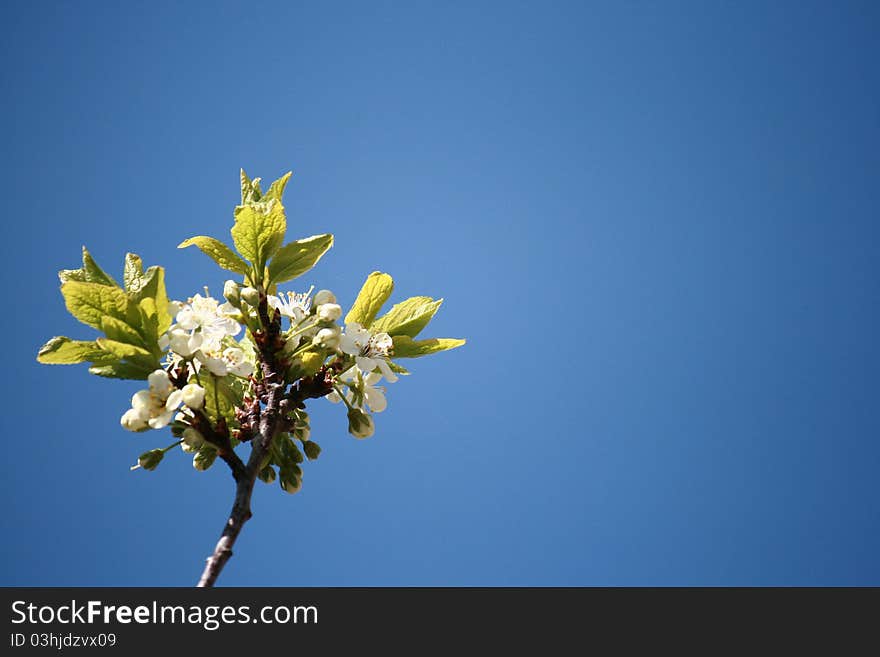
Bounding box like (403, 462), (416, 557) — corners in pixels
(196, 294), (287, 587)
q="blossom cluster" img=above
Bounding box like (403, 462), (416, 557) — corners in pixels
(120, 283), (399, 448)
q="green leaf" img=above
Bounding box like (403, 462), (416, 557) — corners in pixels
(178, 236), (250, 275)
(387, 361), (410, 376)
(199, 374), (242, 424)
(231, 200), (286, 268)
(95, 338), (155, 362)
(371, 297), (443, 337)
(391, 335), (466, 358)
(136, 298), (160, 347)
(61, 280), (131, 330)
(345, 272), (394, 327)
(267, 234), (334, 284)
(88, 361), (153, 380)
(129, 266), (172, 334)
(36, 337), (111, 365)
(123, 253), (144, 292)
(58, 246), (118, 286)
(101, 316), (147, 348)
(264, 171), (292, 203)
(240, 168), (252, 204)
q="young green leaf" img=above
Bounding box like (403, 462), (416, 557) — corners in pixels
(267, 234), (334, 285)
(263, 171), (292, 203)
(88, 361), (154, 380)
(371, 297), (443, 337)
(178, 236), (250, 275)
(58, 246), (118, 287)
(391, 335), (466, 358)
(101, 316), (148, 348)
(36, 337), (111, 365)
(231, 200), (286, 270)
(128, 266), (172, 334)
(61, 280), (131, 330)
(345, 272), (394, 327)
(123, 253), (144, 292)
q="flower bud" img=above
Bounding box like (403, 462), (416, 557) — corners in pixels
(313, 289), (336, 306)
(120, 408), (149, 432)
(347, 408), (375, 439)
(181, 383), (206, 410)
(258, 465), (277, 484)
(303, 440), (321, 460)
(181, 427), (204, 453)
(312, 327), (341, 349)
(316, 303), (342, 322)
(223, 280), (242, 308)
(137, 449), (164, 471)
(279, 468), (303, 494)
(193, 446), (218, 471)
(293, 422), (310, 442)
(240, 286), (260, 307)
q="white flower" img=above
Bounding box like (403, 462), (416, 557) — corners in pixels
(339, 322), (398, 382)
(269, 289), (312, 323)
(198, 345), (254, 378)
(316, 303), (342, 322)
(181, 383), (206, 410)
(161, 294), (241, 359)
(120, 369), (183, 431)
(176, 293), (241, 339)
(326, 368), (388, 413)
(313, 289), (336, 306)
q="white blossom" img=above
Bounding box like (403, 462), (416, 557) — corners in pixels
(269, 289), (312, 323)
(197, 345), (254, 378)
(316, 303), (342, 322)
(327, 368), (388, 413)
(339, 322), (398, 382)
(120, 369), (183, 431)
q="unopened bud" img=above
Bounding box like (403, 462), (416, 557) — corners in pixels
(181, 383), (206, 410)
(314, 289), (336, 306)
(303, 440), (321, 460)
(121, 408), (149, 432)
(193, 446), (218, 471)
(181, 427), (204, 453)
(347, 408), (375, 439)
(240, 286), (260, 307)
(137, 449), (164, 471)
(258, 465), (277, 484)
(223, 280), (242, 308)
(317, 303), (342, 322)
(312, 327), (340, 349)
(279, 466), (303, 494)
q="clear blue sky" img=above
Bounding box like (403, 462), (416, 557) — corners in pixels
(2, 1), (878, 586)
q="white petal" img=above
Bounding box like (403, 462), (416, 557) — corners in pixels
(356, 356), (376, 373)
(149, 410), (175, 429)
(364, 386), (387, 413)
(376, 358), (398, 383)
(165, 389), (184, 412)
(204, 357), (228, 377)
(131, 390), (152, 412)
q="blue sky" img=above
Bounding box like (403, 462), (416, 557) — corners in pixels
(2, 1), (878, 585)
